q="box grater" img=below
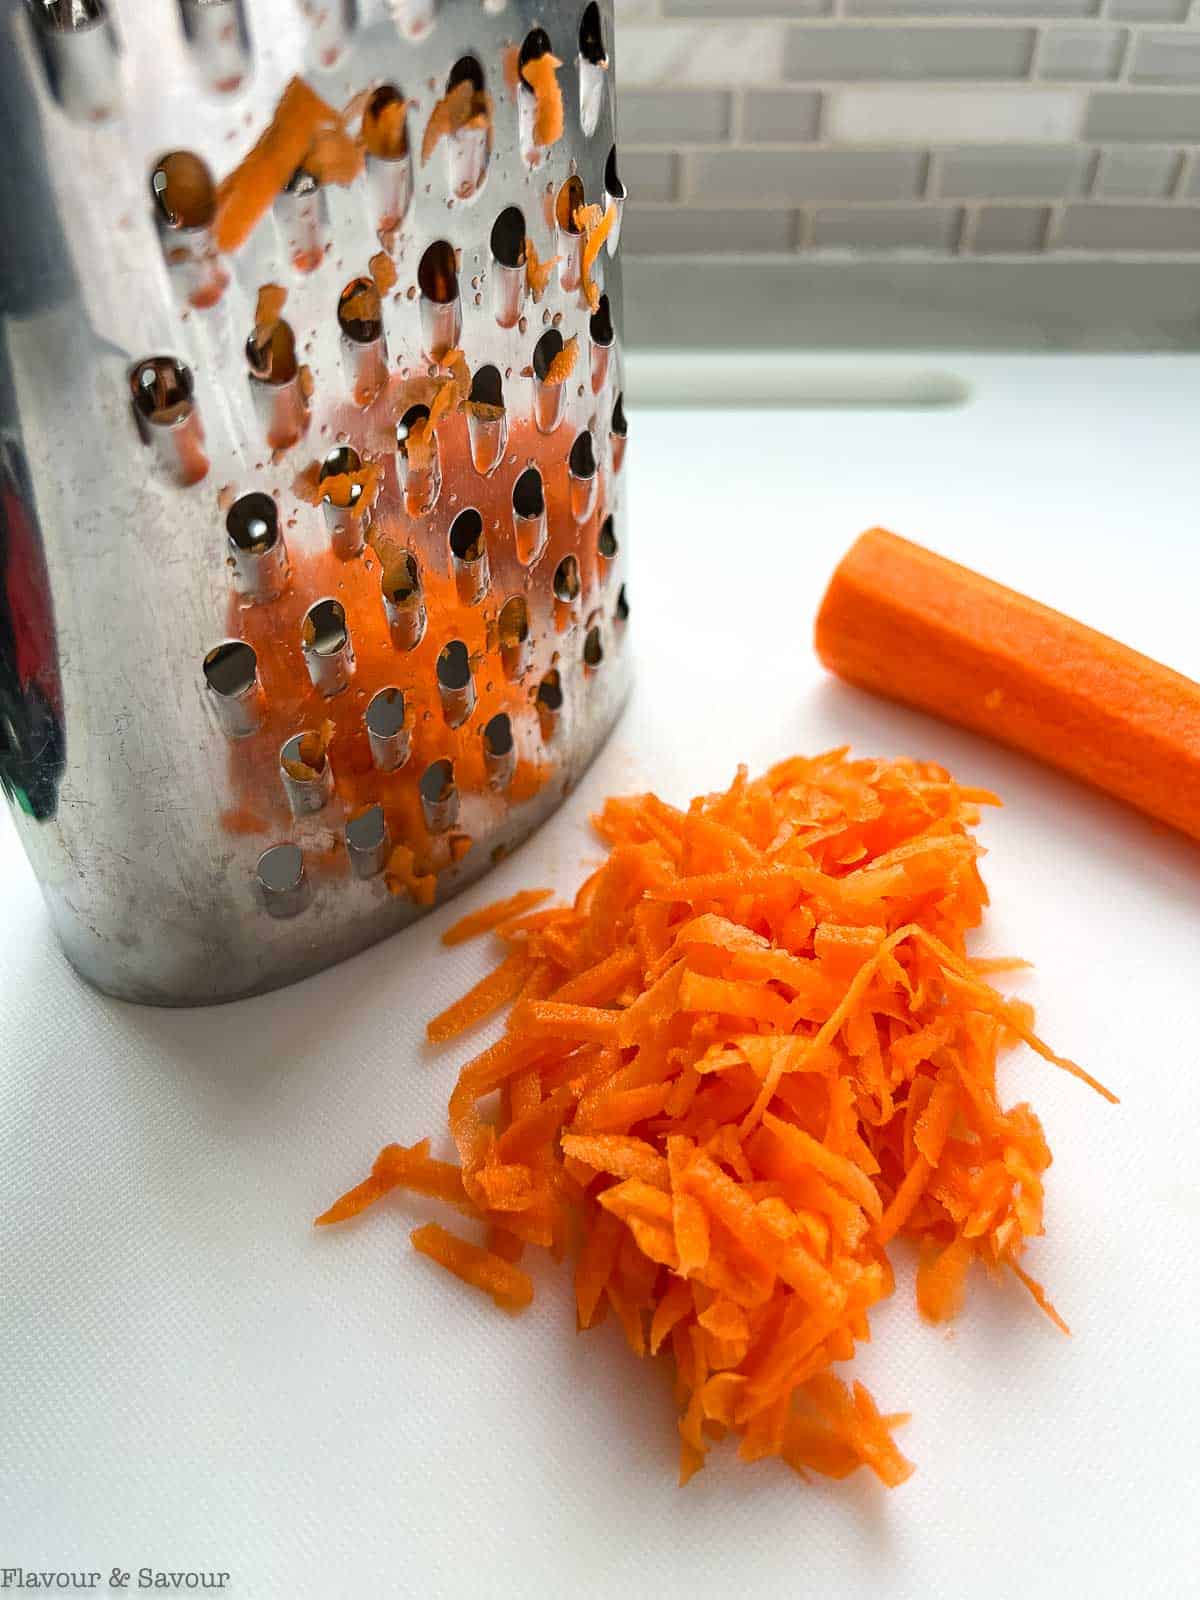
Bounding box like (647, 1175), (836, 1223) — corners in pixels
(0, 0), (631, 1004)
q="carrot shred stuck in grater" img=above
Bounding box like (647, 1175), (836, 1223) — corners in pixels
(0, 0), (630, 1005)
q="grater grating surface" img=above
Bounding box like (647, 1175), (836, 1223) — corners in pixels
(0, 0), (630, 1004)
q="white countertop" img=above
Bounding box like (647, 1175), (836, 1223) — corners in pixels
(3, 355), (1199, 1599)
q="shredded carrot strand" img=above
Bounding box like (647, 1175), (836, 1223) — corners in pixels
(442, 888), (553, 946)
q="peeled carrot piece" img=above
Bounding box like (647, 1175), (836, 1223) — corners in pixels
(816, 526), (1200, 844)
(411, 1222), (533, 1312)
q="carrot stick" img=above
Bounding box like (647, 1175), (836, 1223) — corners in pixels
(816, 527), (1200, 844)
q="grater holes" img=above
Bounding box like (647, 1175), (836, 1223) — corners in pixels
(552, 555), (580, 604)
(381, 552), (426, 650)
(447, 54), (485, 94)
(466, 366), (507, 476)
(337, 278), (383, 343)
(303, 598), (349, 657)
(130, 356), (208, 486)
(436, 639), (472, 690)
(469, 363), (503, 410)
(419, 240), (461, 358)
(484, 712), (513, 757)
(256, 843), (309, 917)
(569, 430), (598, 522)
(491, 206), (526, 269)
(441, 56), (490, 200)
(536, 670), (563, 741)
(598, 515), (617, 561)
(366, 686), (406, 739)
(318, 447), (369, 551)
(297, 0), (352, 68)
(419, 239), (458, 304)
(204, 640), (257, 698)
(346, 804), (389, 879)
(578, 3), (607, 137)
(518, 27), (552, 81)
(436, 639), (475, 728)
(512, 467), (544, 520)
(498, 596), (530, 680)
(590, 294), (614, 348)
(555, 176), (585, 235)
(280, 730), (335, 818)
(449, 508), (489, 604)
(397, 403), (431, 447)
(246, 318), (298, 385)
(178, 0), (250, 95)
(482, 712), (515, 790)
(605, 146), (626, 204)
(616, 583), (629, 624)
(257, 842), (303, 892)
(227, 492), (279, 554)
(366, 688), (410, 773)
(449, 507), (485, 561)
(151, 151), (216, 230)
(420, 758), (459, 833)
(363, 84), (410, 160)
(579, 4), (605, 66)
(590, 292), (613, 392)
(30, 0), (120, 122)
(512, 467), (547, 565)
(39, 0), (105, 25)
(532, 329), (564, 382)
(320, 443), (360, 483)
(583, 622), (604, 670)
(131, 356), (193, 425)
(569, 430), (596, 479)
(612, 391), (628, 438)
(382, 550), (421, 605)
(302, 599), (356, 696)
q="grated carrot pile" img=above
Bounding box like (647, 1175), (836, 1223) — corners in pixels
(317, 750), (1115, 1489)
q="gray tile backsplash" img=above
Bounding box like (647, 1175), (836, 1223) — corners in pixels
(1106, 0), (1189, 19)
(1093, 144), (1183, 193)
(740, 89), (825, 140)
(811, 202), (964, 245)
(614, 4), (1200, 262)
(783, 24), (1035, 78)
(970, 204), (1053, 250)
(1037, 25), (1128, 78)
(1128, 30), (1200, 79)
(934, 144), (1092, 196)
(687, 147), (927, 200)
(1057, 201), (1200, 243)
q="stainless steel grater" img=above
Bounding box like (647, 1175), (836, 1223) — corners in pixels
(0, 0), (631, 1005)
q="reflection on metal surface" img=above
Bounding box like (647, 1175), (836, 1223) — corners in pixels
(1, 0), (630, 1005)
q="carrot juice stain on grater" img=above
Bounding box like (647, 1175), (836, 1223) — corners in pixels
(0, 0), (630, 1004)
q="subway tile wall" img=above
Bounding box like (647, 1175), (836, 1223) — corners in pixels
(613, 0), (1200, 256)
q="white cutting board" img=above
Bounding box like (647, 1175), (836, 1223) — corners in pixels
(3, 355), (1199, 1599)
